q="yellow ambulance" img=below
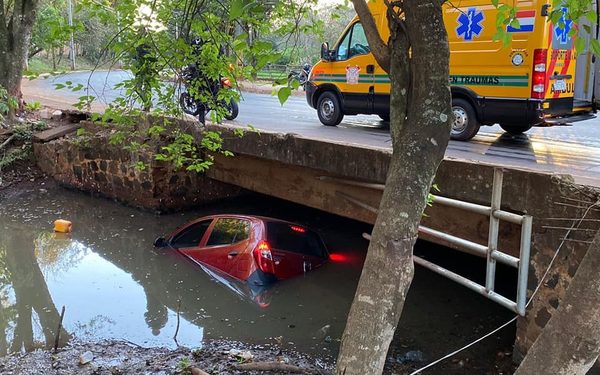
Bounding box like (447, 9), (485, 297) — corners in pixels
(305, 0), (594, 140)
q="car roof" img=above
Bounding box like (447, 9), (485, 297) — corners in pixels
(189, 214), (313, 229)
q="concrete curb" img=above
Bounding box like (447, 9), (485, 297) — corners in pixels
(237, 81), (305, 97)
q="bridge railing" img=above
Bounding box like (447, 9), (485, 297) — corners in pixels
(322, 168), (533, 316)
(414, 168), (532, 315)
(256, 64), (303, 81)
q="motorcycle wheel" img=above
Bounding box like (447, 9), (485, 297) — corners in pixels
(179, 92), (201, 116)
(299, 72), (308, 86)
(224, 99), (239, 120)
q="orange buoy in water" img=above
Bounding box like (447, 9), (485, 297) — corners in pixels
(54, 219), (72, 233)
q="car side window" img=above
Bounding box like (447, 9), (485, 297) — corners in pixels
(206, 218), (251, 246)
(336, 22), (370, 61)
(170, 220), (212, 248)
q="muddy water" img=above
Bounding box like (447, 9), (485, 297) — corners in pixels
(0, 183), (514, 368)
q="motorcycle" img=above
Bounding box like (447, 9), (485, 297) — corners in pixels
(179, 64), (239, 124)
(287, 63), (311, 90)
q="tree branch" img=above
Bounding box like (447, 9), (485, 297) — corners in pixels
(28, 46), (42, 58)
(349, 0), (390, 73)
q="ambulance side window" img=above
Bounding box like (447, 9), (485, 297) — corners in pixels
(336, 22), (370, 61)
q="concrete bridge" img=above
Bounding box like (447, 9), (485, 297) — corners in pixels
(34, 119), (600, 362)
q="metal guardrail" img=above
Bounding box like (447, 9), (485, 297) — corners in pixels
(323, 168), (533, 316)
(416, 168), (532, 316)
(257, 64), (303, 80)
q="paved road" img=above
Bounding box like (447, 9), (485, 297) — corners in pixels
(22, 70), (600, 186)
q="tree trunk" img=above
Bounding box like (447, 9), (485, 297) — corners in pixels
(514, 229), (600, 374)
(52, 48), (57, 70)
(0, 0), (41, 117)
(335, 1), (452, 374)
(4, 229), (71, 351)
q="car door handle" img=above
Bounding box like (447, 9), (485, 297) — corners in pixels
(228, 251), (239, 257)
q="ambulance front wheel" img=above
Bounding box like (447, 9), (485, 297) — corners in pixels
(451, 98), (480, 141)
(499, 123), (533, 135)
(317, 92), (344, 126)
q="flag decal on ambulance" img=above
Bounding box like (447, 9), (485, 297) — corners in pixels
(507, 10), (535, 32)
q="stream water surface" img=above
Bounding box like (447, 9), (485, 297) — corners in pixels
(0, 182), (515, 371)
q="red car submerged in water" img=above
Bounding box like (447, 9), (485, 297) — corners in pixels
(154, 215), (329, 286)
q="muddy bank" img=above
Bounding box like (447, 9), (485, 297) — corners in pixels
(0, 339), (334, 375)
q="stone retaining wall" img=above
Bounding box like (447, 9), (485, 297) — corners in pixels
(34, 128), (241, 212)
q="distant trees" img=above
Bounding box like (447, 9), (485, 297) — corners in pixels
(30, 0), (72, 69)
(30, 0), (119, 70)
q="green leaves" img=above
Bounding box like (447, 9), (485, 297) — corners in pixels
(229, 0), (245, 20)
(277, 86), (291, 106)
(575, 37), (586, 55)
(54, 81), (84, 92)
(74, 95), (95, 110)
(591, 39), (600, 58)
(0, 87), (11, 121)
(509, 18), (520, 29)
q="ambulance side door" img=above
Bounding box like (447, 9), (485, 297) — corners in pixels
(332, 21), (374, 114)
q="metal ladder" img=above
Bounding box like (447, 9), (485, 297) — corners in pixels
(325, 168), (533, 316)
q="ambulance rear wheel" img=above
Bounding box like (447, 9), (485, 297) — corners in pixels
(499, 124), (533, 135)
(451, 98), (480, 141)
(317, 92), (344, 126)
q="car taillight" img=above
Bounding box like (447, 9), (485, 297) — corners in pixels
(220, 77), (232, 88)
(253, 240), (275, 274)
(329, 253), (348, 262)
(531, 49), (547, 99)
(290, 225), (305, 233)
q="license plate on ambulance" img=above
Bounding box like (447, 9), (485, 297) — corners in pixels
(553, 80), (566, 91)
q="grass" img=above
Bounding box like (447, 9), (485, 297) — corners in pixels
(25, 56), (112, 76)
(255, 70), (287, 81)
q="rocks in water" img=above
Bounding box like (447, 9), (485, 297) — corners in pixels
(313, 324), (331, 342)
(227, 349), (254, 361)
(51, 110), (63, 120)
(39, 109), (51, 120)
(79, 351), (94, 365)
(395, 350), (426, 364)
(190, 367), (211, 375)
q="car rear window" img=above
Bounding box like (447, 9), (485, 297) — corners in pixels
(206, 218), (251, 246)
(266, 222), (327, 258)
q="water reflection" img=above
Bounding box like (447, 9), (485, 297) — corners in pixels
(0, 186), (363, 354)
(0, 228), (70, 353)
(196, 263), (274, 308)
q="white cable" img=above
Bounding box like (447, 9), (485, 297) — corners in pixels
(408, 200), (599, 374)
(526, 200), (598, 308)
(408, 316), (517, 375)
